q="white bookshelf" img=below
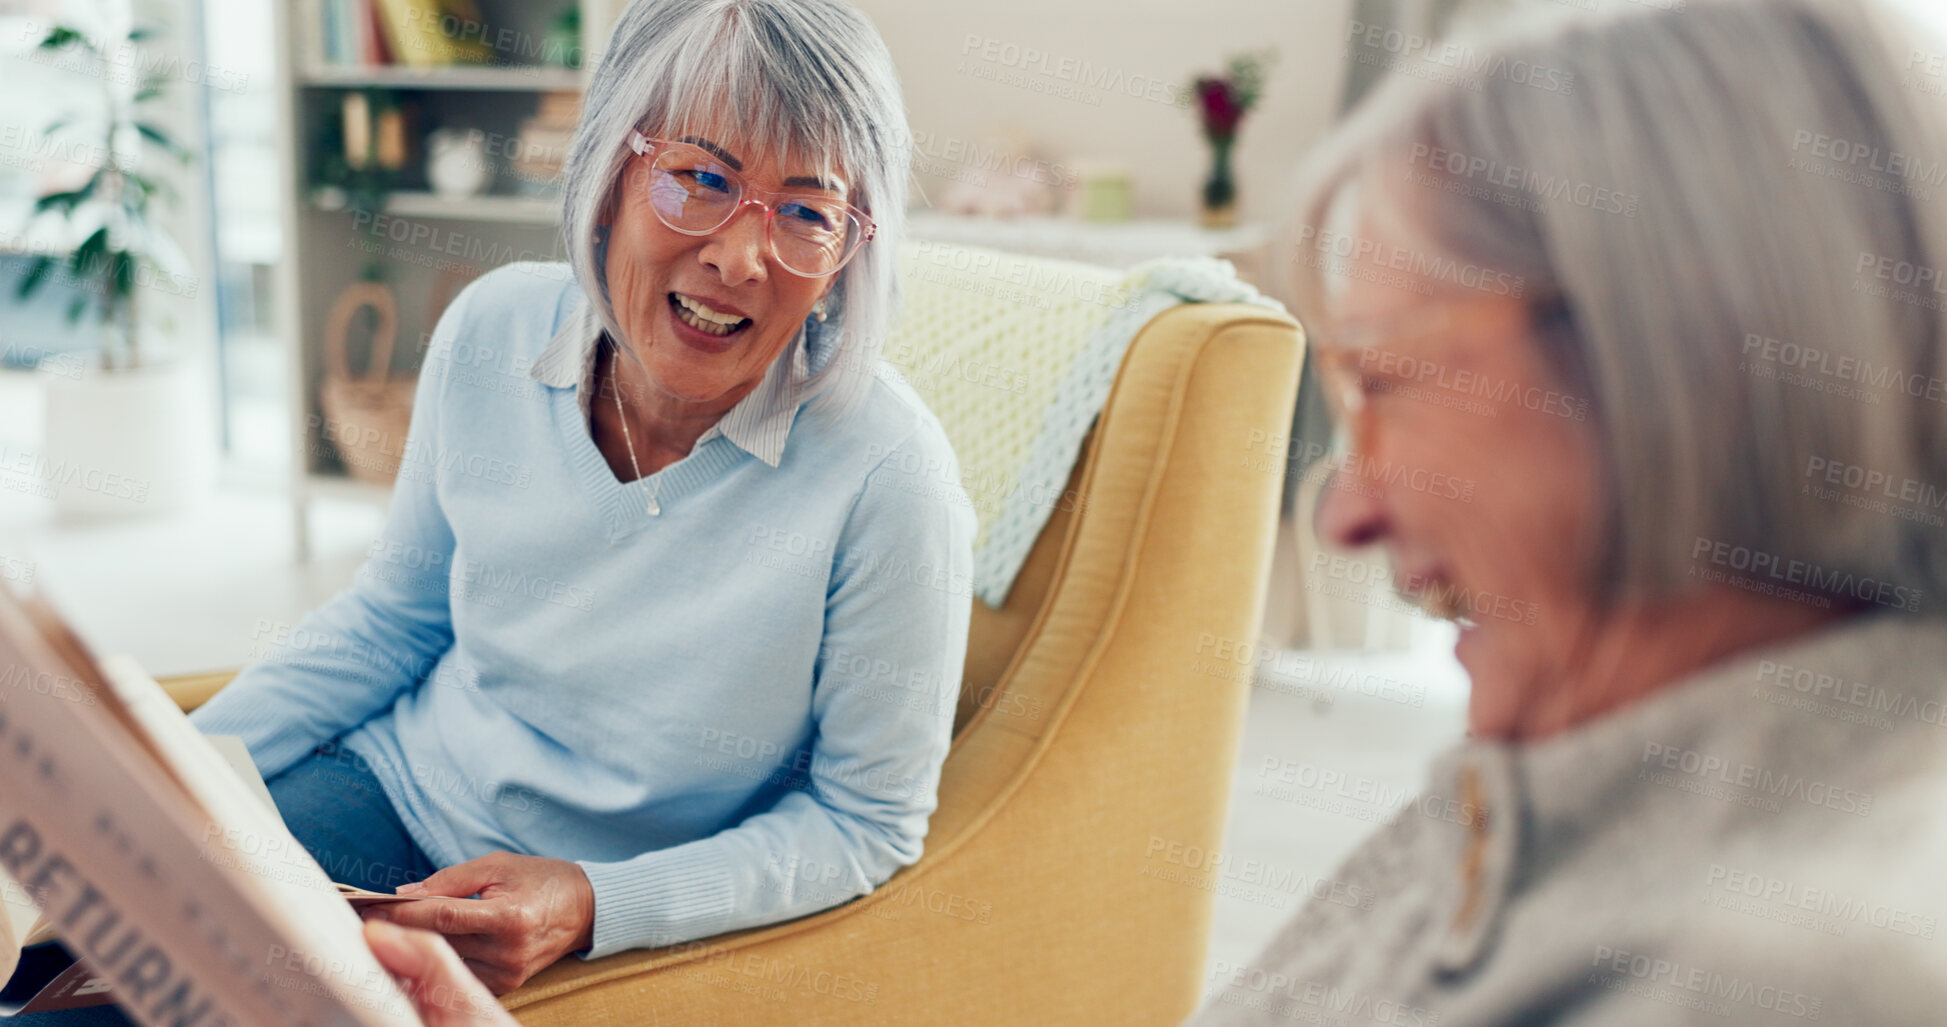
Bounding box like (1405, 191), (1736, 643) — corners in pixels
(370, 191), (562, 224)
(297, 64), (585, 92)
(273, 0), (623, 560)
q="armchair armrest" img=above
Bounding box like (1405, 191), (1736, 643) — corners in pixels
(158, 671), (237, 713)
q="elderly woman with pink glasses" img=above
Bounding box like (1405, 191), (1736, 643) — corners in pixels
(186, 0), (972, 1001)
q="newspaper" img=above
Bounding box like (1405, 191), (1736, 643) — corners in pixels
(0, 582), (423, 1026)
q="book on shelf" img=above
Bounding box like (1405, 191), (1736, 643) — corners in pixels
(0, 582), (433, 1025)
(318, 0), (489, 69)
(363, 0), (395, 67)
(321, 0), (343, 65)
(372, 0), (492, 68)
(319, 0), (382, 67)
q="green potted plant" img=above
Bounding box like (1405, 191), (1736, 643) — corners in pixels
(14, 18), (213, 516)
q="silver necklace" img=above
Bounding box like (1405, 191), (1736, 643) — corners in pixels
(607, 345), (661, 516)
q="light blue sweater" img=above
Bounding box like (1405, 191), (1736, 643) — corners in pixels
(191, 262), (976, 958)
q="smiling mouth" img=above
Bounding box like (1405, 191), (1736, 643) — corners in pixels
(669, 292), (752, 337)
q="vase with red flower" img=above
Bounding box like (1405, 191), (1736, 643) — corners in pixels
(1190, 51), (1274, 228)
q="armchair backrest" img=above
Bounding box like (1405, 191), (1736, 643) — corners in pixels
(881, 243), (1302, 742)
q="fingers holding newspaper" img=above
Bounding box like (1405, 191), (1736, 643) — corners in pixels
(360, 850), (598, 995)
(363, 919), (519, 1026)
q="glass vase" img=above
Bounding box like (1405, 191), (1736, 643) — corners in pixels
(1200, 138), (1237, 228)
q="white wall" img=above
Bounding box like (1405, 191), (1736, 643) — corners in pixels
(854, 0), (1355, 221)
(575, 0), (1356, 222)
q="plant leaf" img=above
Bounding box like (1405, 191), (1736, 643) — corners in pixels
(123, 173), (175, 205)
(39, 26), (87, 51)
(15, 256), (56, 300)
(67, 296), (89, 324)
(69, 226), (110, 282)
(111, 251), (136, 299)
(128, 27), (158, 43)
(33, 181), (98, 216)
(135, 123), (190, 163)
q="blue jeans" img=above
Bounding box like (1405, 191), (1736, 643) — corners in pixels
(272, 739), (441, 892)
(3, 741), (437, 1024)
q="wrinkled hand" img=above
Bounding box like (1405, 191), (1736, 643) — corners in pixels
(362, 919), (518, 1026)
(361, 851), (596, 995)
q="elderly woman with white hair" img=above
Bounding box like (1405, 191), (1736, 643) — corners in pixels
(1186, 0), (1947, 1023)
(169, 0), (972, 1004)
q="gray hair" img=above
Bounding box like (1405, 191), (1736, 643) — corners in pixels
(1289, 0), (1947, 610)
(560, 0), (909, 413)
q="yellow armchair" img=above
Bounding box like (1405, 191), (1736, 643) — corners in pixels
(165, 293), (1303, 1025)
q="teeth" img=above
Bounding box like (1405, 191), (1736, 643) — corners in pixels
(678, 306), (736, 336)
(673, 293), (747, 331)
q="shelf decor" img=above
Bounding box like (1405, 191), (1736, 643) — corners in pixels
(426, 127), (491, 198)
(312, 89), (413, 213)
(320, 280), (415, 484)
(1188, 50), (1274, 229)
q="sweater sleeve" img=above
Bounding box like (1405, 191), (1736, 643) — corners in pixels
(575, 427), (978, 957)
(189, 287), (475, 779)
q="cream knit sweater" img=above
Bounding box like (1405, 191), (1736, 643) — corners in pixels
(1188, 613), (1947, 1026)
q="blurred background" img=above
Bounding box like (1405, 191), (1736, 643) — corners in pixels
(15, 0), (1932, 988)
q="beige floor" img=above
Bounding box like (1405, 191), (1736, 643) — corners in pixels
(0, 372), (1467, 996)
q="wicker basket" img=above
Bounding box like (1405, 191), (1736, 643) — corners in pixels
(319, 282), (416, 485)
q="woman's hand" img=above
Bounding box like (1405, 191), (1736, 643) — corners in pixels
(361, 851), (596, 995)
(363, 919), (519, 1026)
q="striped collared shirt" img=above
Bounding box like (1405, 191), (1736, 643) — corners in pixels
(526, 297), (809, 468)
